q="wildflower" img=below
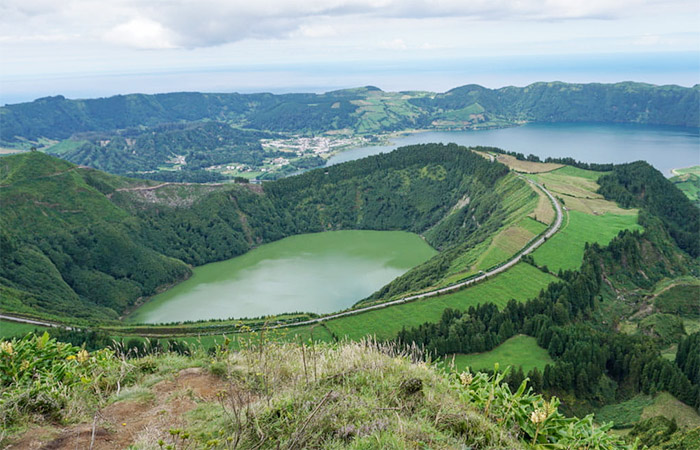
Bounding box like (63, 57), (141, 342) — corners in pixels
(459, 371), (473, 386)
(530, 408), (547, 424)
(76, 349), (89, 363)
(66, 355), (76, 361)
(122, 422), (127, 426)
(20, 360), (30, 371)
(0, 341), (13, 355)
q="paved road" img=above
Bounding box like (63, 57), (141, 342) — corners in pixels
(0, 314), (75, 330)
(0, 178), (562, 334)
(268, 178), (563, 330)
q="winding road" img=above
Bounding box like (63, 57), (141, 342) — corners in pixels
(0, 177), (563, 334)
(0, 313), (76, 331)
(267, 177), (563, 329)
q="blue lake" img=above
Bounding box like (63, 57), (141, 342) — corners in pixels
(327, 123), (700, 176)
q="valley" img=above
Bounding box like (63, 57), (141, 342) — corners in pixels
(1, 84), (699, 450)
(127, 230), (436, 323)
(2, 83), (699, 182)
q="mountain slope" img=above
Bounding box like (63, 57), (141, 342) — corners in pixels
(2, 82), (697, 145)
(0, 145), (518, 322)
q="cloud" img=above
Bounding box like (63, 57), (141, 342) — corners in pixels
(295, 24), (337, 38)
(104, 18), (177, 49)
(380, 38), (408, 50)
(0, 0), (697, 49)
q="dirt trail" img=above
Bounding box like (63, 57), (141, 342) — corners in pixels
(7, 368), (228, 450)
(628, 281), (693, 321)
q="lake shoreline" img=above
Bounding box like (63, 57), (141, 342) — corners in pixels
(127, 230), (436, 324)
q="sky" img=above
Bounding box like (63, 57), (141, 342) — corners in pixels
(1, 0), (699, 105)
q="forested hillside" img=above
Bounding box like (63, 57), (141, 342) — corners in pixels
(0, 144), (515, 321)
(395, 159), (700, 426)
(59, 122), (279, 174)
(598, 161), (700, 257)
(410, 82), (700, 128)
(2, 82), (697, 145)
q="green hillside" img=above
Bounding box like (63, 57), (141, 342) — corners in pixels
(2, 82), (698, 183)
(670, 166), (700, 206)
(0, 333), (635, 449)
(0, 145), (525, 322)
(447, 334), (554, 373)
(3, 83), (697, 145)
(2, 144), (699, 449)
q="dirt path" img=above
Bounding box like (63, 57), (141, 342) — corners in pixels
(0, 314), (74, 330)
(627, 281), (693, 321)
(6, 368), (229, 450)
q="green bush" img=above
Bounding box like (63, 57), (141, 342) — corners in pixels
(457, 367), (636, 449)
(0, 332), (123, 428)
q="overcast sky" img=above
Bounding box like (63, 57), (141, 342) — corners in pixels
(1, 0), (698, 104)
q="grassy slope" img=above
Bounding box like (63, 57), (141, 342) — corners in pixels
(534, 166), (639, 216)
(527, 161), (643, 273)
(494, 154), (563, 173)
(445, 335), (554, 374)
(323, 263), (557, 341)
(0, 320), (49, 338)
(2, 334), (629, 449)
(641, 392), (700, 429)
(532, 211), (642, 272)
(440, 173), (543, 284)
(595, 392), (700, 430)
(670, 166), (700, 203)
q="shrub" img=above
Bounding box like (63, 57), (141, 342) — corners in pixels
(0, 332), (124, 428)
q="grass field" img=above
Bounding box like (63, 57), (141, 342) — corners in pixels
(529, 183), (556, 225)
(442, 174), (542, 281)
(475, 218), (546, 270)
(595, 391), (700, 430)
(0, 320), (49, 338)
(323, 263), (558, 341)
(594, 394), (655, 428)
(444, 334), (553, 374)
(548, 165), (605, 181)
(45, 139), (87, 155)
(535, 167), (603, 198)
(533, 166), (636, 216)
(561, 195), (638, 216)
(683, 317), (700, 335)
(671, 165), (700, 176)
(532, 210), (642, 272)
(655, 283), (700, 317)
(351, 91), (423, 133)
(495, 154), (563, 173)
(670, 173), (699, 202)
(641, 392), (700, 430)
(670, 166), (700, 203)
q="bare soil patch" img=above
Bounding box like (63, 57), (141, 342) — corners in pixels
(496, 154), (563, 173)
(8, 368), (229, 450)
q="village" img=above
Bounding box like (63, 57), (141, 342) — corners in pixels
(202, 134), (373, 179)
(261, 135), (369, 156)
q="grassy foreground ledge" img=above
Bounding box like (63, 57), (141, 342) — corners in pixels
(1, 333), (635, 449)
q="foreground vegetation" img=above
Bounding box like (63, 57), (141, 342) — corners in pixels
(1, 332), (639, 449)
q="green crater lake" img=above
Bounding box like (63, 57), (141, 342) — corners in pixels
(129, 230), (436, 324)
